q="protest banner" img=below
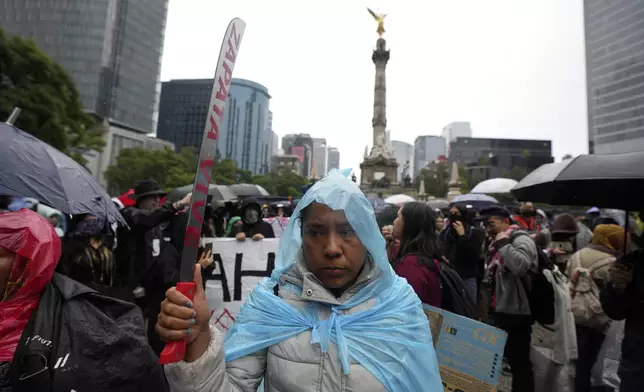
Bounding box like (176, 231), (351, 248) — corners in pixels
(263, 217), (289, 238)
(201, 238), (279, 331)
(424, 304), (508, 392)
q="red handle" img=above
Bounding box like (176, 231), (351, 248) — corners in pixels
(158, 281), (197, 364)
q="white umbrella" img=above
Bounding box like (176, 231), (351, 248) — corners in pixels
(384, 194), (416, 205)
(471, 178), (518, 194)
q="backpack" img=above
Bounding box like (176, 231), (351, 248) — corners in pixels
(511, 233), (556, 325)
(569, 251), (614, 329)
(437, 258), (477, 319)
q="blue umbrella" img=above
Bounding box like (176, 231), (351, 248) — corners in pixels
(0, 124), (125, 224)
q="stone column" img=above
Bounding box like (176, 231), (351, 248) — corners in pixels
(370, 38), (390, 157)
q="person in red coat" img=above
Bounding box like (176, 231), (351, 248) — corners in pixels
(388, 202), (443, 307)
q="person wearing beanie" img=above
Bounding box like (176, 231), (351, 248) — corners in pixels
(547, 213), (580, 273)
(568, 224), (623, 392)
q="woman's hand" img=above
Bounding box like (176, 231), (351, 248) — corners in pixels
(452, 221), (465, 236)
(381, 225), (394, 242)
(156, 266), (211, 361)
(252, 233), (265, 241)
(198, 249), (214, 269)
(236, 232), (246, 241)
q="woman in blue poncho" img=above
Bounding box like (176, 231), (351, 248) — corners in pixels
(156, 170), (442, 392)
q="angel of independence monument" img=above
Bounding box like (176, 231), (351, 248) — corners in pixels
(360, 9), (398, 189)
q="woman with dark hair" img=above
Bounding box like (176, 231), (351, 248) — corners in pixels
(58, 214), (131, 301)
(155, 170), (442, 391)
(392, 202), (443, 307)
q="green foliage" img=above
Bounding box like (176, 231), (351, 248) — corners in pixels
(211, 159), (253, 185)
(105, 148), (308, 197)
(418, 163), (449, 197)
(416, 162), (472, 197)
(105, 147), (197, 194)
(0, 28), (104, 164)
(252, 170), (308, 197)
(502, 165), (529, 182)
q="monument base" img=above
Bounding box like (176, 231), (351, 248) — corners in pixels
(360, 156), (398, 189)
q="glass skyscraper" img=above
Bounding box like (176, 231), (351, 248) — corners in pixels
(0, 0), (168, 132)
(156, 78), (272, 175)
(584, 0), (644, 154)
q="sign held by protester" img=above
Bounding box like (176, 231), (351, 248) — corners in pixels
(263, 217), (289, 238)
(424, 304), (507, 392)
(201, 238), (278, 331)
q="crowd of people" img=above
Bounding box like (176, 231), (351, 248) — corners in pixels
(0, 172), (643, 391)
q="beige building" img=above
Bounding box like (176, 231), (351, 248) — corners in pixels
(83, 117), (174, 188)
(271, 154), (301, 174)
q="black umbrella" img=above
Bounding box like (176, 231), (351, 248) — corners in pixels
(511, 152), (644, 210)
(166, 184), (236, 202)
(230, 183), (270, 197)
(0, 124), (125, 224)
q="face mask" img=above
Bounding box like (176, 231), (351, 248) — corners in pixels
(244, 209), (259, 224)
(449, 213), (465, 223)
(521, 210), (536, 217)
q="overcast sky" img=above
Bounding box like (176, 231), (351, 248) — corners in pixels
(160, 0), (588, 173)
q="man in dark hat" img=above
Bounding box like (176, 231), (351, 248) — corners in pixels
(115, 180), (191, 355)
(481, 205), (537, 392)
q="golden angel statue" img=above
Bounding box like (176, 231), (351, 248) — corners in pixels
(367, 8), (387, 37)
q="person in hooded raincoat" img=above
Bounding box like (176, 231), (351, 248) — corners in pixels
(0, 209), (167, 392)
(156, 169), (442, 392)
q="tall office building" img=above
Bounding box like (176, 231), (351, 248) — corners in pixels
(391, 140), (413, 183)
(449, 137), (553, 180)
(584, 0), (644, 154)
(327, 147), (340, 171)
(441, 122), (472, 155)
(413, 136), (446, 178)
(1, 0), (169, 132)
(312, 138), (328, 178)
(157, 78), (272, 175)
(279, 134), (313, 178)
(268, 130), (279, 168)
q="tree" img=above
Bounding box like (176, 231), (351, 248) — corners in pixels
(211, 159), (253, 185)
(105, 147), (197, 194)
(252, 170), (308, 197)
(503, 165), (529, 181)
(418, 163), (449, 197)
(0, 28), (104, 164)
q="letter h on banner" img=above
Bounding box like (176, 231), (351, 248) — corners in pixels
(234, 252), (275, 301)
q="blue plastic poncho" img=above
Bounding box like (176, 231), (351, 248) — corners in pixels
(223, 169), (442, 391)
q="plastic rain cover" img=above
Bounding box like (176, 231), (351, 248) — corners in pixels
(0, 209), (61, 361)
(223, 169), (442, 391)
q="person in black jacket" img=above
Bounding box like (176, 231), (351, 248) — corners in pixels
(229, 198), (275, 241)
(600, 250), (644, 392)
(440, 203), (486, 304)
(116, 179), (191, 355)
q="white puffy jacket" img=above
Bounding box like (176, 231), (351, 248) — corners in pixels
(165, 257), (387, 392)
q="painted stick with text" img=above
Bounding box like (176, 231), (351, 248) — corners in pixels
(159, 18), (246, 365)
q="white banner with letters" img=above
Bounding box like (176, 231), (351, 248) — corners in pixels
(200, 238), (279, 332)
